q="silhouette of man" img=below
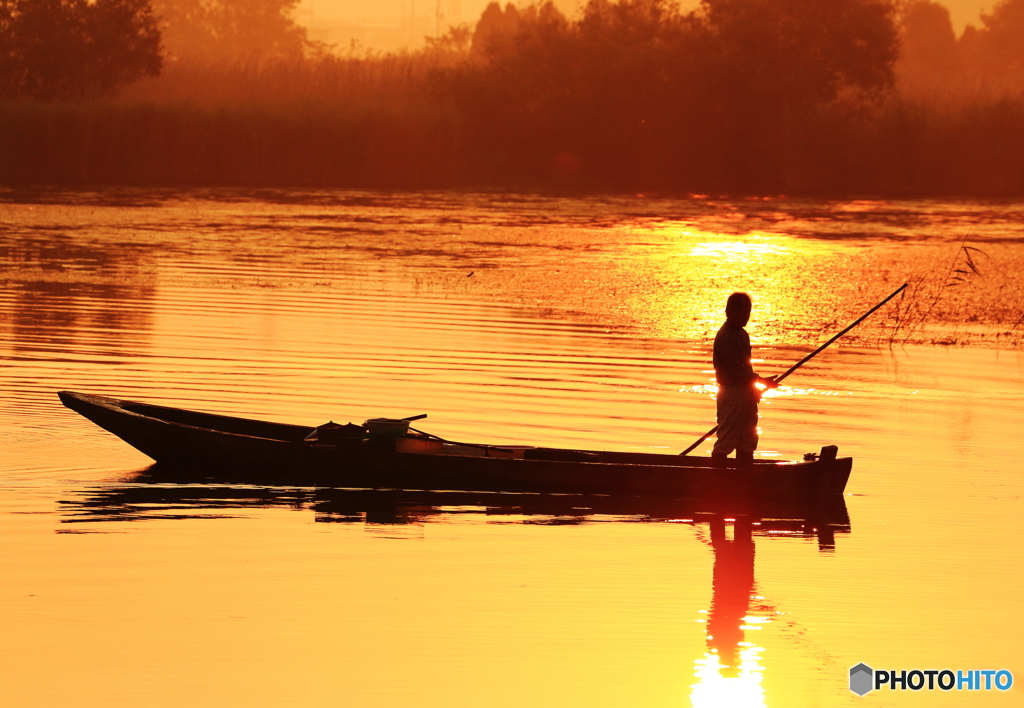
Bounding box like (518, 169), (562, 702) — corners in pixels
(712, 293), (777, 467)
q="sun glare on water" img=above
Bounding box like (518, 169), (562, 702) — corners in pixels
(688, 239), (791, 262)
(690, 646), (767, 708)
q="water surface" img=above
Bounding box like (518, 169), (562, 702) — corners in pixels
(1, 189), (1022, 707)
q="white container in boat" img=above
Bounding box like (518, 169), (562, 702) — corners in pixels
(364, 418), (409, 437)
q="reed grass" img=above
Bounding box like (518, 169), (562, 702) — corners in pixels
(895, 233), (988, 344)
(0, 52), (464, 188)
(1, 49), (1023, 194)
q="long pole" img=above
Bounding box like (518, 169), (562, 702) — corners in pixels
(679, 283), (908, 456)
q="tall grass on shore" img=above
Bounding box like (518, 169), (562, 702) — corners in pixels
(0, 53), (465, 188)
(1, 51), (1023, 194)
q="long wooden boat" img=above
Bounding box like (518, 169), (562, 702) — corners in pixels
(58, 391), (852, 500)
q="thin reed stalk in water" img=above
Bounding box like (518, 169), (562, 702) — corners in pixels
(900, 231), (987, 344)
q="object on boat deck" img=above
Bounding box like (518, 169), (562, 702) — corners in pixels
(303, 421), (366, 444)
(364, 418), (411, 438)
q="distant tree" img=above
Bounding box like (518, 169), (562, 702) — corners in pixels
(959, 0), (1024, 89)
(0, 0), (162, 100)
(978, 0), (1024, 65)
(152, 0), (312, 61)
(567, 0), (697, 171)
(685, 0), (899, 187)
(698, 0), (899, 107)
(445, 2), (572, 178)
(471, 2), (529, 56)
(895, 1), (960, 93)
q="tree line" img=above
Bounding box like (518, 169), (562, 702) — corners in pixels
(448, 0), (900, 188)
(1, 0), (1023, 194)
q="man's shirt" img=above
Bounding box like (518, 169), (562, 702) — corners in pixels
(713, 321), (756, 387)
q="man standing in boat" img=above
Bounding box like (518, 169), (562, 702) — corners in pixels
(713, 292), (777, 467)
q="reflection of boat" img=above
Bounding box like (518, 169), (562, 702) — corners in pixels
(59, 391), (852, 499)
(58, 476), (851, 544)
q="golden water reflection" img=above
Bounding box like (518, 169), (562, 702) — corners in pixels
(692, 516), (765, 708)
(55, 479), (849, 708)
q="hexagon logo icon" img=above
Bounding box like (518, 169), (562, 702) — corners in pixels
(850, 663), (874, 696)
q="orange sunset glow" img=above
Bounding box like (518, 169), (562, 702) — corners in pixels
(2, 2), (1023, 708)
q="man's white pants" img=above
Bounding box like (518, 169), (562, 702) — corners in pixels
(713, 385), (759, 456)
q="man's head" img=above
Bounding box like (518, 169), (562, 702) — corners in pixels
(725, 292), (752, 327)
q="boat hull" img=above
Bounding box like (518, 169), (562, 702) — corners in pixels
(58, 391), (852, 500)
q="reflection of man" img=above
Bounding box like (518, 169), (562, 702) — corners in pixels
(712, 293), (777, 467)
(707, 515), (755, 676)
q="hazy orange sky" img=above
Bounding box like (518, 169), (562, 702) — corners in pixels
(295, 0), (998, 50)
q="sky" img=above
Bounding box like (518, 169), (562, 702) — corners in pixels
(294, 0), (1000, 52)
